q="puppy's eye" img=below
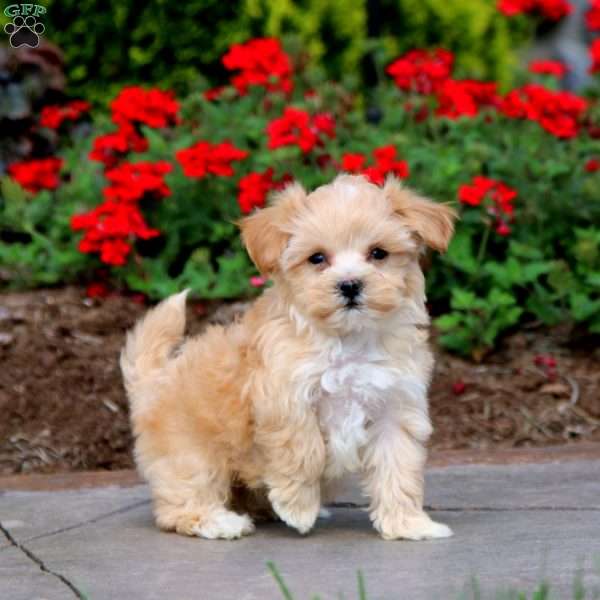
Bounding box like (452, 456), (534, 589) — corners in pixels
(308, 252), (326, 265)
(370, 247), (388, 260)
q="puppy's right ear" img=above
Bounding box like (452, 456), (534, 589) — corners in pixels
(238, 181), (306, 275)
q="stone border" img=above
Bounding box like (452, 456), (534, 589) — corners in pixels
(1, 443), (598, 492)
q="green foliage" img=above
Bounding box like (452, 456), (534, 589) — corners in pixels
(41, 0), (528, 98)
(2, 40), (600, 358)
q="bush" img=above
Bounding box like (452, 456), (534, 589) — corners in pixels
(2, 37), (599, 358)
(40, 0), (528, 98)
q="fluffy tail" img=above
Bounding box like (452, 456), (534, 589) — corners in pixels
(120, 289), (189, 412)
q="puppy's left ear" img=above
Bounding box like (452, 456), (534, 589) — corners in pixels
(238, 181), (307, 275)
(384, 176), (457, 253)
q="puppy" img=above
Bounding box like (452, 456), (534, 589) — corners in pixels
(121, 174), (456, 540)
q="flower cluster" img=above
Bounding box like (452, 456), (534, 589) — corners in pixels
(528, 59), (568, 78)
(71, 161), (172, 265)
(386, 48), (454, 94)
(40, 101), (91, 129)
(267, 108), (336, 153)
(497, 0), (572, 20)
(176, 141), (248, 178)
(8, 157), (63, 193)
(341, 146), (409, 185)
(89, 87), (178, 169)
(110, 87), (179, 128)
(586, 0), (600, 29)
(222, 37), (293, 95)
(89, 122), (148, 168)
(435, 79), (500, 119)
(237, 168), (291, 214)
(590, 39), (600, 74)
(500, 84), (587, 138)
(458, 176), (517, 236)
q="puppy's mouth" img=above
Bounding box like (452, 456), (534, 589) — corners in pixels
(343, 299), (362, 310)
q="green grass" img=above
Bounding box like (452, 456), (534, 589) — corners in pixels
(267, 563), (600, 600)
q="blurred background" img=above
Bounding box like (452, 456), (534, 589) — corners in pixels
(0, 0), (599, 475)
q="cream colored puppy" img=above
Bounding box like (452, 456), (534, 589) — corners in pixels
(121, 174), (456, 541)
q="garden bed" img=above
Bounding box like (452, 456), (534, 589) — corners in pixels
(0, 287), (598, 476)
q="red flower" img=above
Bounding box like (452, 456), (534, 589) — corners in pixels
(110, 87), (179, 128)
(238, 169), (275, 214)
(237, 169), (291, 214)
(176, 141), (248, 178)
(585, 158), (600, 172)
(458, 176), (517, 234)
(103, 161), (172, 204)
(222, 38), (293, 95)
(267, 107), (336, 154)
(89, 122), (149, 168)
(590, 39), (600, 73)
(498, 0), (571, 20)
(72, 200), (160, 266)
(586, 0), (600, 29)
(40, 100), (91, 129)
(435, 80), (499, 119)
(8, 157), (63, 193)
(500, 84), (587, 138)
(203, 86), (226, 101)
(341, 153), (367, 172)
(528, 59), (568, 77)
(339, 147), (409, 184)
(86, 282), (111, 298)
(386, 48), (454, 94)
(452, 380), (466, 395)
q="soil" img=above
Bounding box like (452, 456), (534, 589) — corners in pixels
(1, 287), (599, 476)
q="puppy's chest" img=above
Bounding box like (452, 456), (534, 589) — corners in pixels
(314, 337), (400, 474)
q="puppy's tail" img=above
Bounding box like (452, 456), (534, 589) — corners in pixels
(120, 289), (189, 411)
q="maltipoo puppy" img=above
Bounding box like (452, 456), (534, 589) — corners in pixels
(121, 174), (456, 540)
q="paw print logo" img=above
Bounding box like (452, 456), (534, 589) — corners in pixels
(4, 15), (45, 48)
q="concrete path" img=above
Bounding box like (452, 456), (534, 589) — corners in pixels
(2, 457), (600, 600)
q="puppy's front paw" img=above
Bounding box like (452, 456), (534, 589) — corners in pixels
(375, 511), (453, 541)
(189, 510), (255, 540)
(269, 484), (320, 535)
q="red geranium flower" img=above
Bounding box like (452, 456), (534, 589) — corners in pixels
(40, 100), (91, 129)
(386, 48), (454, 94)
(89, 122), (149, 168)
(110, 87), (179, 128)
(340, 147), (409, 184)
(498, 0), (571, 20)
(237, 168), (291, 214)
(590, 39), (600, 73)
(203, 86), (226, 101)
(176, 141), (248, 178)
(103, 161), (172, 204)
(458, 176), (517, 234)
(436, 79), (499, 119)
(586, 0), (600, 30)
(499, 84), (587, 138)
(267, 108), (326, 153)
(222, 38), (293, 95)
(528, 59), (568, 77)
(585, 158), (600, 172)
(341, 153), (367, 172)
(8, 157), (63, 193)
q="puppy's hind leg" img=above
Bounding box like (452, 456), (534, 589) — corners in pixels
(148, 456), (255, 540)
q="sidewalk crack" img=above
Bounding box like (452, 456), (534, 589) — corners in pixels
(24, 498), (151, 544)
(0, 522), (85, 599)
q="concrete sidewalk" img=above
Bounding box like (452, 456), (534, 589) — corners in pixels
(2, 454), (600, 600)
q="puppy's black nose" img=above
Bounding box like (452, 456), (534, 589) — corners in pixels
(338, 279), (363, 300)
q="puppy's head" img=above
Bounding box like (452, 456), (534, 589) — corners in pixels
(240, 174), (456, 333)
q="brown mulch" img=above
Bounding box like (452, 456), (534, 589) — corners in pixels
(0, 287), (599, 476)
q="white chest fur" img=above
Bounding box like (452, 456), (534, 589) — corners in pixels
(316, 333), (402, 479)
